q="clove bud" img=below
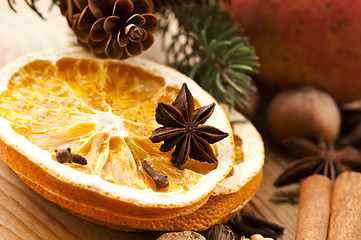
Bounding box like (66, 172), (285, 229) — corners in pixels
(141, 161), (169, 190)
(55, 148), (71, 163)
(242, 212), (284, 234)
(55, 148), (87, 165)
(228, 212), (281, 239)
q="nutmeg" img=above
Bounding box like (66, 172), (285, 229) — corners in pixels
(207, 224), (235, 240)
(157, 231), (205, 240)
(266, 86), (340, 142)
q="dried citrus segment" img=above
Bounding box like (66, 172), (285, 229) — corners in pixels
(0, 58), (202, 190)
(56, 58), (166, 114)
(0, 48), (235, 224)
(42, 113), (264, 232)
(98, 109), (264, 232)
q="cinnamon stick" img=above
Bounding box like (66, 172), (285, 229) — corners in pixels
(327, 171), (361, 240)
(295, 174), (332, 240)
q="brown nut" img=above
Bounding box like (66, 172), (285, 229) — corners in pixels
(157, 231), (206, 240)
(266, 85), (340, 142)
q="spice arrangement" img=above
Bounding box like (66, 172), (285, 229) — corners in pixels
(2, 0), (361, 239)
(225, 4), (361, 237)
(0, 47), (264, 237)
(268, 90), (361, 239)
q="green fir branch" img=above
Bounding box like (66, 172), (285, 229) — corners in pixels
(7, 0), (59, 19)
(156, 2), (259, 109)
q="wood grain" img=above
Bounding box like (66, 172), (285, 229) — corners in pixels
(0, 160), (163, 240)
(0, 1), (298, 239)
(244, 146), (298, 240)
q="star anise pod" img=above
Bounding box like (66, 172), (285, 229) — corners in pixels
(59, 0), (158, 59)
(339, 99), (361, 147)
(274, 137), (361, 186)
(149, 83), (229, 169)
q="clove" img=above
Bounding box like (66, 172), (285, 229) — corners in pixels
(141, 161), (169, 190)
(55, 148), (72, 163)
(55, 148), (87, 165)
(70, 153), (87, 165)
(227, 213), (281, 239)
(241, 212), (284, 234)
(269, 196), (299, 205)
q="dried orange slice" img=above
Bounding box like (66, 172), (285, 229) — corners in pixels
(0, 48), (238, 227)
(81, 109), (264, 231)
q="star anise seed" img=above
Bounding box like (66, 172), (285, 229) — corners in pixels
(274, 137), (361, 186)
(150, 83), (229, 169)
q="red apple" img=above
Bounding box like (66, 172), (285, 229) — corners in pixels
(226, 0), (361, 103)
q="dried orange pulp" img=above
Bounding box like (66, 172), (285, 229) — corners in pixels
(0, 47), (240, 225)
(86, 109), (264, 232)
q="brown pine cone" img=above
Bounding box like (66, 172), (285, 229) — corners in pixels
(60, 0), (158, 59)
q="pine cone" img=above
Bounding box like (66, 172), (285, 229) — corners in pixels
(60, 0), (158, 59)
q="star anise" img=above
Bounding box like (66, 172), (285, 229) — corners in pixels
(339, 99), (361, 147)
(149, 83), (229, 169)
(274, 137), (361, 186)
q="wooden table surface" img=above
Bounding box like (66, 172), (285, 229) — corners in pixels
(0, 2), (298, 239)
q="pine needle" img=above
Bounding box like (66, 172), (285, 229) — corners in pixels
(7, 0), (59, 19)
(156, 2), (259, 109)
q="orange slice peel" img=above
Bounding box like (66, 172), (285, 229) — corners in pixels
(0, 47), (264, 231)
